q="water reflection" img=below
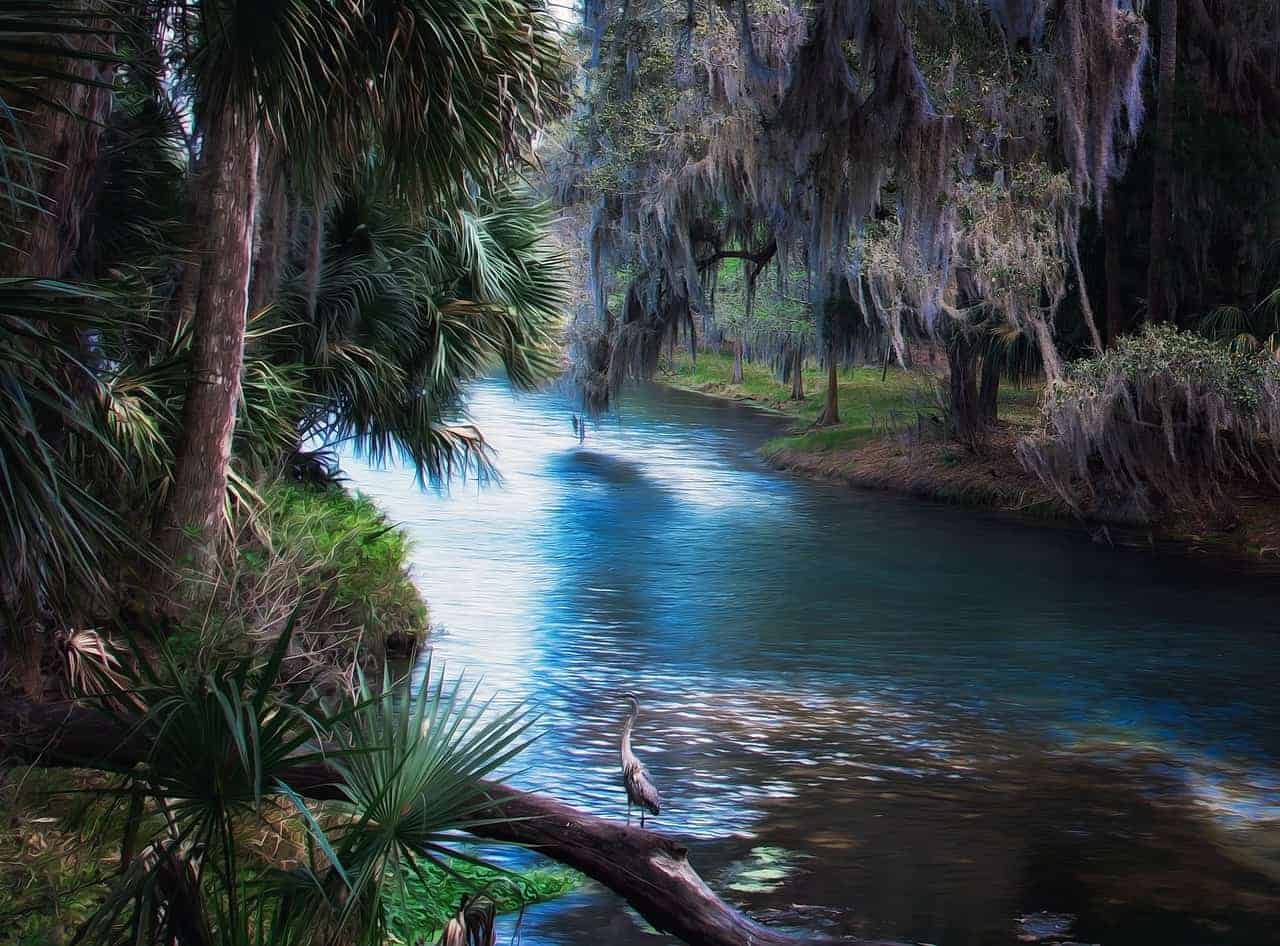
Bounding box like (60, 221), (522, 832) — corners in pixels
(348, 377), (1280, 946)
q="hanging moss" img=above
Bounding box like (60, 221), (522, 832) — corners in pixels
(1017, 325), (1280, 519)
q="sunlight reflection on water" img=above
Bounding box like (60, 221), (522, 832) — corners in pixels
(349, 376), (1280, 946)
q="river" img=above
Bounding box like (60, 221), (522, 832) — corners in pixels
(348, 376), (1280, 946)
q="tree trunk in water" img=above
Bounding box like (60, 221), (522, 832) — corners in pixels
(790, 347), (805, 400)
(1104, 197), (1125, 346)
(250, 155), (289, 313)
(731, 337), (744, 384)
(1147, 0), (1178, 324)
(157, 107), (260, 576)
(1, 697), (905, 946)
(816, 344), (839, 426)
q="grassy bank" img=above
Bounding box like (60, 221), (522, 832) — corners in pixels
(661, 350), (1280, 563)
(660, 348), (1048, 503)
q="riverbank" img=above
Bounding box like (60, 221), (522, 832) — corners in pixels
(659, 351), (1280, 564)
(0, 481), (582, 944)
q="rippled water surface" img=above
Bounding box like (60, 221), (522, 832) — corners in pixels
(348, 377), (1280, 946)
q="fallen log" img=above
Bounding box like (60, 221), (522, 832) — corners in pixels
(1, 698), (899, 946)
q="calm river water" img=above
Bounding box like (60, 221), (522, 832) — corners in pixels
(348, 377), (1280, 946)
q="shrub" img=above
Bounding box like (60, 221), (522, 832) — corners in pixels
(260, 484), (427, 637)
(1017, 324), (1280, 519)
(166, 483), (427, 702)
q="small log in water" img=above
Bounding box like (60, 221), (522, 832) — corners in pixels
(1, 698), (901, 946)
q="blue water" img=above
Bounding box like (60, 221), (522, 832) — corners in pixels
(349, 377), (1280, 946)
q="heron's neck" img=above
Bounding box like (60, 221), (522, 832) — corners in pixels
(621, 707), (637, 757)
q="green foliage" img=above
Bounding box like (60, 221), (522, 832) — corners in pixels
(254, 182), (567, 485)
(0, 280), (138, 620)
(57, 629), (547, 946)
(384, 860), (578, 943)
(665, 350), (1039, 453)
(258, 483), (428, 650)
(0, 768), (127, 946)
(1059, 323), (1280, 411)
(283, 661), (539, 943)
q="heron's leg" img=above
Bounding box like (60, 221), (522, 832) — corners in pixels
(626, 802), (631, 825)
(640, 811), (645, 828)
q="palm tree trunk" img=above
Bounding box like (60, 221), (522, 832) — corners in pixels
(250, 154), (289, 313)
(303, 197), (325, 320)
(169, 153), (209, 342)
(157, 106), (260, 575)
(1, 4), (114, 278)
(1147, 0), (1178, 323)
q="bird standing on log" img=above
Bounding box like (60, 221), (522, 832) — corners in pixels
(620, 692), (661, 827)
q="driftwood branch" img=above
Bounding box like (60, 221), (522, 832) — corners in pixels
(0, 698), (900, 946)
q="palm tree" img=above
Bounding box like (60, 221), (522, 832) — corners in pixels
(253, 179), (567, 484)
(154, 0), (567, 573)
(72, 625), (534, 945)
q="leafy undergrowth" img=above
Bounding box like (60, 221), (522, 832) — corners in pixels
(0, 767), (580, 946)
(386, 859), (581, 943)
(0, 768), (122, 946)
(259, 483), (428, 640)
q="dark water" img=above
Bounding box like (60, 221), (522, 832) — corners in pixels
(348, 377), (1280, 946)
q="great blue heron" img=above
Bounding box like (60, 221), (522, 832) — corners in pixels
(620, 693), (661, 827)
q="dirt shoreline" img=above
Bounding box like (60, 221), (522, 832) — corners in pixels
(664, 377), (1280, 569)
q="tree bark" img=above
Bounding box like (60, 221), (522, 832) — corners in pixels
(169, 153), (209, 344)
(816, 342), (839, 425)
(250, 153), (289, 313)
(0, 697), (903, 946)
(1, 4), (115, 278)
(302, 197), (325, 321)
(978, 351), (1000, 425)
(946, 333), (982, 444)
(1147, 0), (1178, 324)
(156, 107), (260, 575)
(790, 346), (805, 401)
(732, 337), (744, 384)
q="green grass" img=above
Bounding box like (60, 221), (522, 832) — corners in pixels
(385, 858), (581, 943)
(260, 483), (429, 643)
(661, 349), (1041, 456)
